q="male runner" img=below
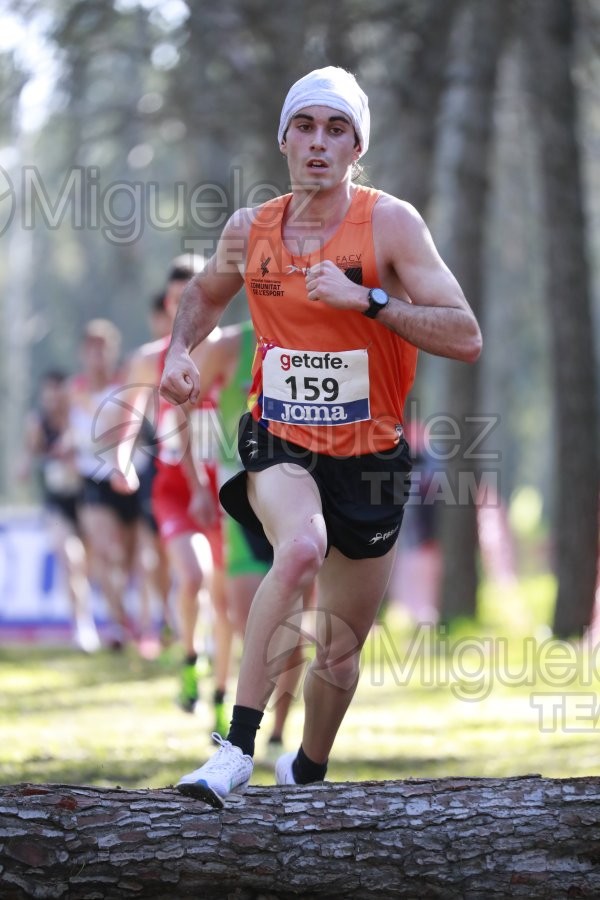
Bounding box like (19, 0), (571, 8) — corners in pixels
(71, 319), (139, 647)
(112, 259), (232, 733)
(160, 66), (482, 806)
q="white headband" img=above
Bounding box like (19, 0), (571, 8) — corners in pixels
(278, 66), (370, 158)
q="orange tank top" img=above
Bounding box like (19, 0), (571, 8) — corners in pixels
(244, 185), (418, 457)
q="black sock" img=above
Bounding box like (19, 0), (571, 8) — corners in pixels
(292, 745), (328, 785)
(226, 705), (263, 757)
(184, 653), (198, 667)
(213, 688), (225, 706)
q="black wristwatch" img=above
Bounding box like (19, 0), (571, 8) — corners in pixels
(363, 287), (390, 319)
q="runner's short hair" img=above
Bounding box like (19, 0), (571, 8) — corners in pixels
(151, 291), (167, 313)
(167, 254), (207, 283)
(81, 318), (121, 350)
(40, 369), (69, 388)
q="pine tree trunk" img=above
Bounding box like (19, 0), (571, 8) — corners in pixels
(520, 0), (599, 637)
(432, 0), (510, 622)
(1, 777), (600, 898)
(385, 0), (464, 212)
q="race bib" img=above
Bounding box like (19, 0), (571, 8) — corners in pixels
(262, 347), (370, 426)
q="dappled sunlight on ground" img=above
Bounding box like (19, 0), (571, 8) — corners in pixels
(2, 579), (599, 791)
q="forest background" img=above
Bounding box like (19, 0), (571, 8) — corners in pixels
(0, 0), (598, 634)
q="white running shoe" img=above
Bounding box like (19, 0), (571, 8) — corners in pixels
(176, 734), (253, 809)
(275, 750), (298, 786)
(73, 617), (101, 654)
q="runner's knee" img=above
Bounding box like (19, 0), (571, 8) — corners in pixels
(272, 534), (324, 592)
(175, 564), (203, 597)
(312, 647), (361, 692)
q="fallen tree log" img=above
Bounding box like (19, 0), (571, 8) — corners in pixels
(1, 776), (600, 898)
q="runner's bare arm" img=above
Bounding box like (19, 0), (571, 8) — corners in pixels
(18, 413), (43, 481)
(375, 197), (481, 361)
(160, 212), (250, 406)
(179, 421), (217, 528)
(190, 326), (242, 403)
(106, 348), (158, 493)
(304, 196), (481, 363)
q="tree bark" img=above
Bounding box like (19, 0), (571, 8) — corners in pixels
(432, 0), (511, 622)
(2, 777), (600, 898)
(384, 0), (465, 213)
(520, 0), (599, 637)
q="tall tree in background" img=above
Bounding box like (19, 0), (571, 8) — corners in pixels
(1, 0), (597, 527)
(384, 0), (464, 212)
(521, 0), (599, 636)
(433, 0), (510, 622)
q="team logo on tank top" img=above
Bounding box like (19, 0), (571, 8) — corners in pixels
(336, 252), (363, 285)
(248, 239), (285, 297)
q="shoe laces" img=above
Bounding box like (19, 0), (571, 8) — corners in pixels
(204, 733), (245, 772)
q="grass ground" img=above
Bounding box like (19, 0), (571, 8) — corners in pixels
(1, 574), (599, 789)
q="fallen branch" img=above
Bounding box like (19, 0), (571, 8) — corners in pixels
(1, 776), (600, 898)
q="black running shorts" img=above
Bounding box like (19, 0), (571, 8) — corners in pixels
(219, 413), (412, 560)
(80, 476), (141, 525)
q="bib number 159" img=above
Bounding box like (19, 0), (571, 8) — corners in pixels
(284, 376), (339, 402)
(261, 346), (370, 426)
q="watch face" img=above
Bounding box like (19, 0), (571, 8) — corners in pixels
(370, 288), (388, 306)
